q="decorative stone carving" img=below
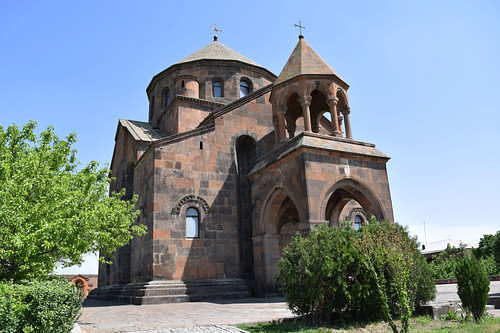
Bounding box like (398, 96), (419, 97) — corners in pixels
(171, 195), (210, 215)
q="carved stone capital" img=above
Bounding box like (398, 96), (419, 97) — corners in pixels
(298, 96), (312, 106)
(327, 96), (339, 107)
(275, 105), (287, 115)
(340, 104), (351, 114)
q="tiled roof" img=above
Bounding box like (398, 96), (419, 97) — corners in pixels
(177, 40), (262, 68)
(275, 37), (343, 86)
(119, 119), (164, 142)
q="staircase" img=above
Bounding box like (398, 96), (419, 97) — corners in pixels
(88, 279), (253, 305)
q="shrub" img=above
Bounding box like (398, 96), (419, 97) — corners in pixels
(274, 224), (377, 324)
(355, 220), (435, 333)
(0, 279), (82, 332)
(275, 220), (435, 329)
(455, 255), (490, 322)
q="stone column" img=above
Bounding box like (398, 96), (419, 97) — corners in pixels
(276, 106), (287, 142)
(327, 96), (341, 137)
(342, 105), (353, 139)
(337, 114), (343, 136)
(298, 96), (312, 132)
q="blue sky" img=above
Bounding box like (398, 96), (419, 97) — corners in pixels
(1, 1), (499, 274)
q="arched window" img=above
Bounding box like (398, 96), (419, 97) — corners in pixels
(354, 215), (363, 230)
(213, 80), (223, 98)
(163, 89), (170, 108)
(240, 79), (251, 97)
(186, 207), (199, 238)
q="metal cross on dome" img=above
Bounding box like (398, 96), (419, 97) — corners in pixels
(210, 24), (222, 41)
(294, 21), (306, 36)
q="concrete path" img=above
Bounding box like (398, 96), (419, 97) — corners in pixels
(78, 281), (500, 333)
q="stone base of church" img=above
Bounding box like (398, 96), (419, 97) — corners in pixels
(88, 278), (253, 305)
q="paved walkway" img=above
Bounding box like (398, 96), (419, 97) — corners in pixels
(78, 297), (293, 333)
(78, 281), (500, 333)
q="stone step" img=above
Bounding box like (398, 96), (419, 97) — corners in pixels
(88, 278), (253, 305)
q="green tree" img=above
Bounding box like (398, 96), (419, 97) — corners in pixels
(456, 255), (490, 322)
(473, 234), (496, 259)
(494, 231), (500, 269)
(0, 121), (146, 282)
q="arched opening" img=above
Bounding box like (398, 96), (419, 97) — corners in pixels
(285, 93), (302, 139)
(255, 189), (301, 295)
(236, 136), (257, 278)
(338, 200), (369, 229)
(324, 179), (384, 227)
(163, 88), (170, 108)
(240, 79), (252, 97)
(213, 79), (223, 98)
(277, 198), (300, 254)
(185, 207), (199, 238)
(309, 90), (329, 133)
(336, 90), (351, 138)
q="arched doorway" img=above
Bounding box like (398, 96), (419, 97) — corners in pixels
(254, 189), (301, 295)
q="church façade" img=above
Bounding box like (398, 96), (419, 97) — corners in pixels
(92, 32), (394, 304)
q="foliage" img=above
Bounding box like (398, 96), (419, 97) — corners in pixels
(0, 121), (146, 282)
(473, 232), (500, 276)
(0, 279), (82, 332)
(428, 244), (469, 279)
(474, 234), (496, 259)
(455, 255), (490, 322)
(494, 231), (500, 270)
(429, 234), (500, 280)
(274, 224), (376, 324)
(412, 254), (437, 309)
(440, 309), (460, 321)
(355, 219), (435, 333)
(275, 220), (435, 330)
(239, 316), (500, 333)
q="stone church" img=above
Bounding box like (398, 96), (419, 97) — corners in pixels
(93, 32), (394, 304)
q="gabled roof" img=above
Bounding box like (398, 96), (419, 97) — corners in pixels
(177, 40), (262, 68)
(118, 119), (164, 142)
(274, 37), (344, 86)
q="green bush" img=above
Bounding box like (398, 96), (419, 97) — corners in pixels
(0, 279), (82, 332)
(275, 221), (435, 329)
(455, 255), (490, 322)
(275, 224), (377, 324)
(356, 220), (435, 333)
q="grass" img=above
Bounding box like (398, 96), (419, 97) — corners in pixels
(238, 316), (500, 332)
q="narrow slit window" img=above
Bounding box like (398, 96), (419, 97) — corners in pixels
(164, 89), (171, 107)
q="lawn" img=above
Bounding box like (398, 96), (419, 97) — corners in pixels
(238, 316), (500, 332)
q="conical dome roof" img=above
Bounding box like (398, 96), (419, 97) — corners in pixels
(274, 37), (344, 86)
(177, 40), (262, 68)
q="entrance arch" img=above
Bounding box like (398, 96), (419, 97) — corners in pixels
(322, 178), (385, 227)
(254, 187), (301, 295)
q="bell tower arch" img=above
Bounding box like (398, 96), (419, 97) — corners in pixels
(270, 35), (352, 146)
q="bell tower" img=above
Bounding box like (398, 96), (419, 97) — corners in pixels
(270, 35), (353, 146)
